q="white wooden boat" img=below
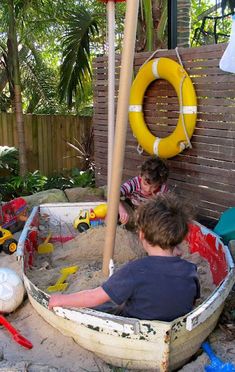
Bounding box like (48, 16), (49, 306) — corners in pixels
(17, 202), (235, 371)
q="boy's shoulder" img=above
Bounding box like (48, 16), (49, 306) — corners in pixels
(126, 256), (197, 273)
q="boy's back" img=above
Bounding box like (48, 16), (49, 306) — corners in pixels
(102, 255), (200, 321)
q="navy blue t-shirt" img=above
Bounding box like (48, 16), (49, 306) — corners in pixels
(102, 256), (200, 321)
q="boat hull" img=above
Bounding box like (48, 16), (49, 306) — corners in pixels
(18, 203), (235, 371)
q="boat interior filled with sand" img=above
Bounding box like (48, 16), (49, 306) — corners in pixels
(17, 202), (235, 371)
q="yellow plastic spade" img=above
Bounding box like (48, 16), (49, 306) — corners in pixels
(47, 266), (78, 292)
(37, 233), (54, 254)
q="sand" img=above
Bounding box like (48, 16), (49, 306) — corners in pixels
(26, 226), (215, 305)
(0, 253), (111, 372)
(0, 227), (234, 371)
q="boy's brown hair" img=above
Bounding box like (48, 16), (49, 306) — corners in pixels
(140, 156), (169, 186)
(136, 193), (191, 249)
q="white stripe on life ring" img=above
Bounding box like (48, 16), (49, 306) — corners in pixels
(129, 105), (142, 112)
(181, 106), (197, 114)
(153, 137), (161, 155)
(152, 59), (160, 78)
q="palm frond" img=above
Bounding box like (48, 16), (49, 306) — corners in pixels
(142, 0), (154, 51)
(58, 7), (99, 108)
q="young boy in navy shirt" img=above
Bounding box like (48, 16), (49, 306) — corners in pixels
(49, 193), (200, 321)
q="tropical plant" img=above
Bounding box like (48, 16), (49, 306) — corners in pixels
(6, 0), (27, 176)
(71, 168), (95, 187)
(8, 170), (47, 195)
(58, 7), (99, 108)
(137, 0), (168, 51)
(0, 145), (18, 173)
(44, 175), (74, 191)
(66, 128), (94, 171)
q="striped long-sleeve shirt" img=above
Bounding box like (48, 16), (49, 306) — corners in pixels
(120, 176), (168, 207)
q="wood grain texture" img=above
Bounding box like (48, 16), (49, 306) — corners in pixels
(93, 43), (235, 225)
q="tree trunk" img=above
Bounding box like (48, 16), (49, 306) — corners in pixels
(8, 0), (27, 176)
(177, 0), (191, 48)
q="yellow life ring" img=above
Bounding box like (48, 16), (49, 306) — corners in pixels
(129, 57), (197, 158)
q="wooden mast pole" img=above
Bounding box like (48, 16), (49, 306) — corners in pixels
(107, 0), (115, 200)
(102, 0), (140, 276)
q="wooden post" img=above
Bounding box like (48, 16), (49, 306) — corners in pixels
(107, 1), (116, 200)
(102, 0), (140, 276)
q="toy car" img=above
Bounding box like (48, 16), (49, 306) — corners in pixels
(0, 227), (18, 255)
(74, 204), (107, 233)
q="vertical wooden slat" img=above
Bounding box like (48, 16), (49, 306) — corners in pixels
(93, 43), (235, 225)
(0, 113), (91, 176)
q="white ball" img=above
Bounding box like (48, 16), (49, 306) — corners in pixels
(0, 268), (25, 313)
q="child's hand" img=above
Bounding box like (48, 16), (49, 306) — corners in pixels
(48, 294), (62, 310)
(118, 202), (129, 225)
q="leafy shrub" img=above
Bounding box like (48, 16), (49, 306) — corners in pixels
(0, 180), (16, 201)
(9, 171), (47, 196)
(0, 165), (95, 201)
(0, 146), (19, 174)
(71, 168), (95, 187)
(44, 175), (74, 190)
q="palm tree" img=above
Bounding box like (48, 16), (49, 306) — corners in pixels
(137, 0), (168, 51)
(177, 0), (192, 47)
(7, 0), (27, 176)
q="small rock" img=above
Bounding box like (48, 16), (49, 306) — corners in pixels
(64, 187), (105, 202)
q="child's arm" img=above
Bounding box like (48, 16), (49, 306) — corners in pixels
(118, 202), (129, 224)
(48, 286), (111, 310)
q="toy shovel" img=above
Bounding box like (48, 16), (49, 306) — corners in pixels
(37, 232), (54, 254)
(202, 342), (235, 371)
(0, 314), (33, 349)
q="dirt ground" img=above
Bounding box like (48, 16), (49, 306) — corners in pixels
(0, 229), (234, 372)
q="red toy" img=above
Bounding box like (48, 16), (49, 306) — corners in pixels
(0, 197), (28, 230)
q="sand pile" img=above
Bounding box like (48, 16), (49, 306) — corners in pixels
(27, 226), (215, 303)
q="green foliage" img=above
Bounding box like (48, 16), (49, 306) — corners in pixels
(0, 146), (19, 173)
(44, 175), (74, 191)
(222, 0), (235, 14)
(71, 168), (95, 188)
(191, 0), (233, 46)
(58, 7), (99, 108)
(9, 170), (47, 196)
(0, 180), (15, 201)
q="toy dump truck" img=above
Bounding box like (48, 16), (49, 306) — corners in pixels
(0, 197), (27, 232)
(0, 227), (18, 255)
(74, 204), (107, 233)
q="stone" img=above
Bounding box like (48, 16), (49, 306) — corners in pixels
(24, 189), (68, 210)
(64, 187), (105, 203)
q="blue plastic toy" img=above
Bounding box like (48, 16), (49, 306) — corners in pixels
(202, 342), (235, 372)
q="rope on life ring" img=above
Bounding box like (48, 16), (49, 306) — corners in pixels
(128, 57), (197, 159)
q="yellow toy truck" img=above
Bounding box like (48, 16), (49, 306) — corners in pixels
(0, 227), (18, 255)
(74, 204), (107, 233)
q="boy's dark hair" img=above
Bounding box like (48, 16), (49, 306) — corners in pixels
(140, 156), (169, 186)
(136, 193), (191, 249)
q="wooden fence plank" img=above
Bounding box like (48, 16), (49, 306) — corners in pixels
(0, 114), (92, 176)
(93, 43), (235, 225)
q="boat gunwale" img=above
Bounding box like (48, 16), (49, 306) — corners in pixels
(17, 203), (235, 333)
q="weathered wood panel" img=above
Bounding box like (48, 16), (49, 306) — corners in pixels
(93, 43), (235, 226)
(0, 114), (92, 176)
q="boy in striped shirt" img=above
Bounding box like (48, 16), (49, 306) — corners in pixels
(119, 156), (169, 228)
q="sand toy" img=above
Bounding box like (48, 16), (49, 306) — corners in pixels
(202, 342), (235, 372)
